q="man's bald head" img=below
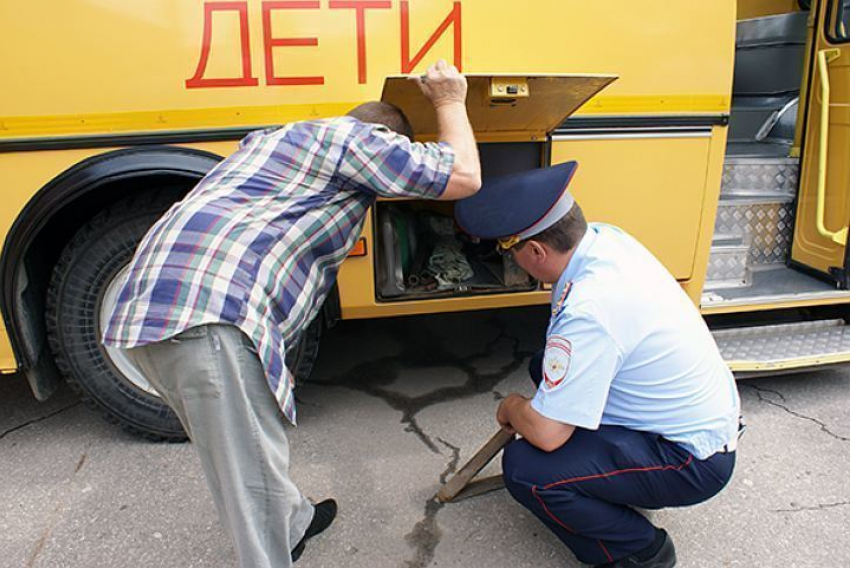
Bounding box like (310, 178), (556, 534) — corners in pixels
(347, 101), (415, 140)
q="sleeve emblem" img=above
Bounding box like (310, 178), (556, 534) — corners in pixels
(543, 335), (572, 389)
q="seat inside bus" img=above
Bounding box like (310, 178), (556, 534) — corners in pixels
(726, 11), (808, 158)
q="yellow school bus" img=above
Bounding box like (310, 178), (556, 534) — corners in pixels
(2, 0), (848, 439)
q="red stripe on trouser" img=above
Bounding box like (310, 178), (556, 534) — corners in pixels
(598, 539), (614, 563)
(530, 454), (694, 562)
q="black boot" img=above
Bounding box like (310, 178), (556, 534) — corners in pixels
(595, 528), (676, 568)
(291, 499), (337, 563)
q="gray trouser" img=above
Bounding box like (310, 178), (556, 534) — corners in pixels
(125, 324), (314, 568)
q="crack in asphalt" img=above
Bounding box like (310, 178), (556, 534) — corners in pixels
(74, 452), (87, 474)
(1, 395), (90, 567)
(0, 402), (81, 443)
(741, 384), (850, 443)
(328, 315), (533, 453)
(403, 438), (461, 568)
(25, 447), (91, 568)
(326, 313), (534, 567)
(773, 501), (850, 513)
(26, 502), (62, 568)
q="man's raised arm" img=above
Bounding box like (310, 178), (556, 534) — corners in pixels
(413, 59), (482, 200)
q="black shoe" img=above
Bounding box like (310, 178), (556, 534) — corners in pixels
(595, 529), (676, 568)
(291, 499), (337, 563)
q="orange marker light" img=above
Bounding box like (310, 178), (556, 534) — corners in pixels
(348, 237), (367, 257)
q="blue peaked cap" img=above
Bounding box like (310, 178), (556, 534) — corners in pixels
(454, 161), (578, 243)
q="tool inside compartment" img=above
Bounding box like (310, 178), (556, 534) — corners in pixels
(376, 142), (544, 301)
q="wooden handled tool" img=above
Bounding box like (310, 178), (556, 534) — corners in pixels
(437, 428), (515, 503)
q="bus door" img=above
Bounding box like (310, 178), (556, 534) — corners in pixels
(791, 0), (850, 287)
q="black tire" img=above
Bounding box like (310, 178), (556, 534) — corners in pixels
(46, 190), (187, 442)
(47, 189), (326, 440)
(286, 315), (322, 388)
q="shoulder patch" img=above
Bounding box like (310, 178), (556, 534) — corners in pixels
(543, 335), (572, 390)
(552, 282), (573, 316)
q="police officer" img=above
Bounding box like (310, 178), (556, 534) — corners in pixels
(454, 162), (741, 568)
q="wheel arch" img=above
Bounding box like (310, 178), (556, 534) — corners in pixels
(0, 146), (223, 400)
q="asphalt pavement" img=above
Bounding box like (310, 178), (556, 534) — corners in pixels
(2, 307), (849, 568)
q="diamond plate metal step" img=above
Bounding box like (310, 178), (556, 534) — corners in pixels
(713, 319), (850, 374)
(706, 233), (750, 290)
(705, 243), (751, 290)
(707, 155), (800, 295)
(701, 264), (850, 309)
(712, 233), (745, 247)
(714, 191), (795, 267)
(722, 156), (799, 193)
(707, 156), (799, 284)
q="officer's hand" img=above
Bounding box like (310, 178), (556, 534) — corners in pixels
(496, 398), (516, 434)
(411, 59), (467, 108)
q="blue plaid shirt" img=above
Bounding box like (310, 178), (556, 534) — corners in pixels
(103, 117), (455, 424)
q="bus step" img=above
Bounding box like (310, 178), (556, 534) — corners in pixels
(705, 242), (751, 290)
(711, 232), (745, 247)
(722, 156), (799, 193)
(713, 319), (850, 376)
(713, 188), (795, 269)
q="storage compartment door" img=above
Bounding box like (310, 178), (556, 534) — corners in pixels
(551, 134), (713, 281)
(382, 74), (616, 141)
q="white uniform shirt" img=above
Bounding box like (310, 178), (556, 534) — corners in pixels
(531, 223), (741, 459)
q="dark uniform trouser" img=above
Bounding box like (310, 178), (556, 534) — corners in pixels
(502, 350), (736, 566)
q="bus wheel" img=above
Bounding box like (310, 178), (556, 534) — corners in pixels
(46, 191), (187, 442)
(286, 314), (322, 388)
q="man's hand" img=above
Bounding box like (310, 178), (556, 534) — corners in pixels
(412, 59), (467, 109)
(497, 394), (523, 434)
(411, 59), (480, 200)
(496, 393), (576, 453)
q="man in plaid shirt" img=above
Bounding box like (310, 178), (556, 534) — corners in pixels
(103, 60), (481, 568)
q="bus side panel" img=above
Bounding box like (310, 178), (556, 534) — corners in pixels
(1, 1), (735, 136)
(0, 321), (16, 372)
(550, 135), (713, 282)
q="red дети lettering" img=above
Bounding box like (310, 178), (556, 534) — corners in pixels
(329, 1), (392, 84)
(186, 0), (464, 88)
(186, 1), (259, 88)
(262, 1), (324, 86)
(401, 1), (462, 73)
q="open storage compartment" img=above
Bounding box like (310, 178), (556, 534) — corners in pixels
(376, 73), (616, 302)
(376, 143), (543, 300)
